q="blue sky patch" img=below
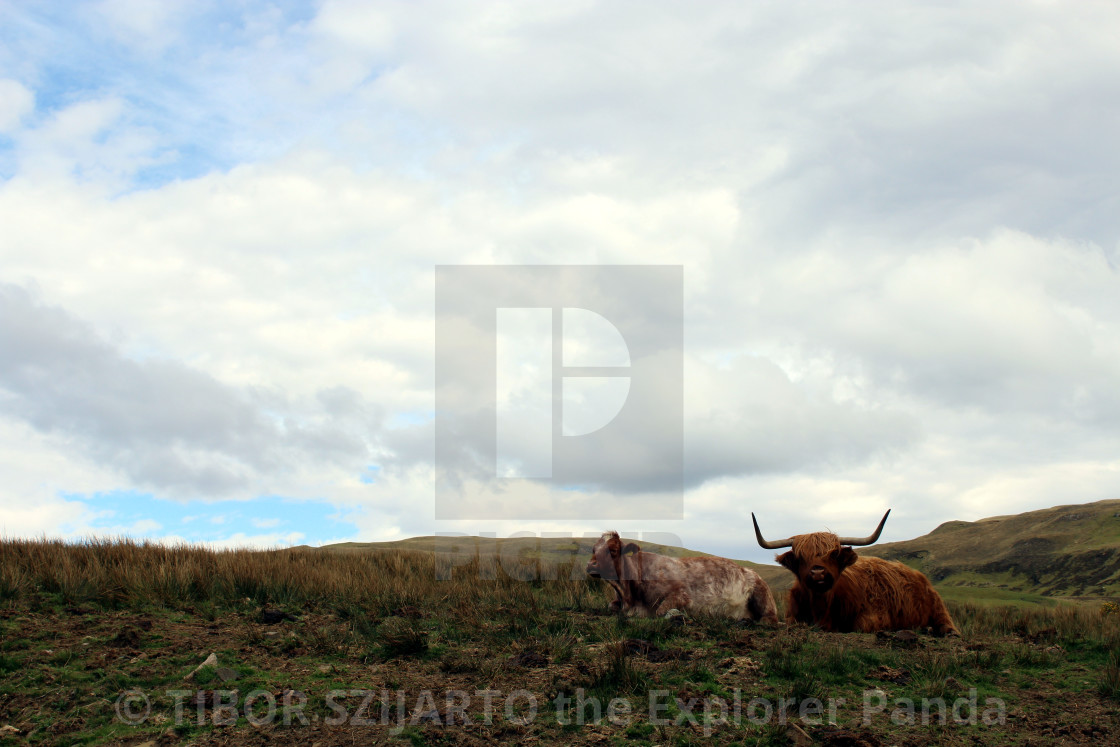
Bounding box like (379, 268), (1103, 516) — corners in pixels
(60, 489), (360, 547)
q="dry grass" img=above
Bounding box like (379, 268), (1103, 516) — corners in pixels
(0, 536), (590, 613)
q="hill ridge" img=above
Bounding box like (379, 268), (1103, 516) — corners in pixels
(311, 499), (1120, 603)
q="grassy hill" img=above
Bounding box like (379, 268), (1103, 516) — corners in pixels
(310, 500), (1120, 605)
(860, 499), (1120, 602)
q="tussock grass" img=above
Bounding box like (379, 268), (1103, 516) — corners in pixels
(584, 642), (651, 700)
(0, 536), (597, 616)
(1100, 651), (1120, 701)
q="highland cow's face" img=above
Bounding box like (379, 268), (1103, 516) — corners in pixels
(777, 533), (858, 594)
(586, 532), (638, 580)
(586, 532), (623, 579)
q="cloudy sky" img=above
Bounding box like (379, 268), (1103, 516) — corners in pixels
(1, 1), (1119, 563)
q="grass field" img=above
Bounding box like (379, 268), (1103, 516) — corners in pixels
(1, 537), (1118, 746)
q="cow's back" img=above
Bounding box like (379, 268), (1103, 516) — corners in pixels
(644, 554), (756, 619)
(842, 556), (947, 630)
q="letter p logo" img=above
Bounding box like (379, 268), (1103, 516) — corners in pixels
(436, 266), (682, 520)
(496, 307), (632, 478)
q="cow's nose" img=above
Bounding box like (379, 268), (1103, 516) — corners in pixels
(809, 566), (826, 579)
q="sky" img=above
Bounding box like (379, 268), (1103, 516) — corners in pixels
(1, 0), (1119, 564)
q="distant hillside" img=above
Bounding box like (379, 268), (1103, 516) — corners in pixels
(861, 499), (1120, 601)
(306, 499), (1120, 605)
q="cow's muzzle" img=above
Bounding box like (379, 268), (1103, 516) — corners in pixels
(807, 567), (834, 592)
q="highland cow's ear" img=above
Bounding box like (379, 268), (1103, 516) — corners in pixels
(837, 546), (858, 570)
(777, 551), (798, 571)
(622, 542), (641, 556)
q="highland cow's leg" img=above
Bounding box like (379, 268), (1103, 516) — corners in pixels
(785, 591), (804, 624)
(650, 583), (689, 616)
(605, 581), (628, 613)
(852, 612), (889, 633)
(929, 594), (960, 637)
(748, 583), (780, 624)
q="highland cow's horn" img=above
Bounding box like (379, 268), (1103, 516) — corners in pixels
(752, 513), (794, 550)
(837, 510), (891, 547)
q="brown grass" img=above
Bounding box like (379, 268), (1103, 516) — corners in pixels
(0, 536), (589, 615)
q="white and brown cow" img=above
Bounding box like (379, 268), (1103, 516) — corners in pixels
(586, 531), (778, 622)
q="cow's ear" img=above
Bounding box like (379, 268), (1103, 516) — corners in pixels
(777, 551), (798, 571)
(837, 546), (858, 569)
(622, 542), (641, 556)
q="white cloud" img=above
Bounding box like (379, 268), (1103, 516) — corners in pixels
(0, 79), (33, 133)
(148, 532), (307, 550)
(1, 1), (1119, 553)
(93, 0), (191, 53)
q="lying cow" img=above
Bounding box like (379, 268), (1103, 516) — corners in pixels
(586, 531), (778, 622)
(753, 510), (959, 636)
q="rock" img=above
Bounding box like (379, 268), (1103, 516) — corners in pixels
(187, 653), (219, 680)
(318, 664), (332, 674)
(216, 667), (239, 683)
(0, 725), (21, 735)
(262, 631), (282, 639)
(664, 609), (686, 626)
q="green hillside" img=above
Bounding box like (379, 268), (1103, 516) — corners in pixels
(861, 499), (1120, 600)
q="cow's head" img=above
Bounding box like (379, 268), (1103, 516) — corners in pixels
(586, 531), (640, 581)
(752, 511), (890, 594)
